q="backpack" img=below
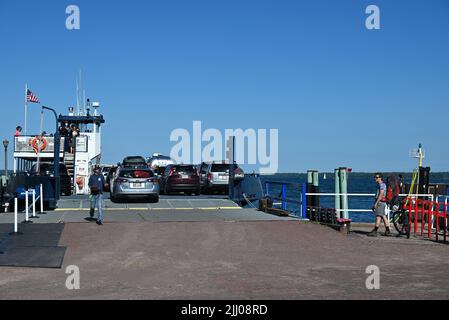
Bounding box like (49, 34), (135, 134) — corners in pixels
(386, 175), (401, 205)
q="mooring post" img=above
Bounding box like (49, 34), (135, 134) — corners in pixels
(340, 168), (349, 220)
(335, 169), (341, 219)
(307, 170), (313, 210)
(312, 170), (320, 208)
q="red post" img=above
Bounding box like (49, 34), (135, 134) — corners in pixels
(436, 203), (439, 243)
(421, 202), (426, 237)
(443, 203), (447, 243)
(415, 199), (421, 235)
(428, 202), (432, 239)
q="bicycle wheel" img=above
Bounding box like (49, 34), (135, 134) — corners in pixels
(393, 211), (409, 236)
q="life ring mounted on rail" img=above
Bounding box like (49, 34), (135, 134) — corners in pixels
(29, 136), (48, 154)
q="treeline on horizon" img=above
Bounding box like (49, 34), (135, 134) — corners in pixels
(265, 172), (449, 178)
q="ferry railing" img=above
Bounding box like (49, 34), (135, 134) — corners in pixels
(264, 179), (437, 221)
(306, 193), (434, 222)
(264, 180), (307, 219)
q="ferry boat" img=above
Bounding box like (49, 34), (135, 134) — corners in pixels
(6, 98), (263, 210)
(11, 100), (105, 202)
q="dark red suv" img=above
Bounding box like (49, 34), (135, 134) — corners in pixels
(160, 165), (200, 195)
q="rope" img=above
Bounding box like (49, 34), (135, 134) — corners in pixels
(242, 193), (257, 209)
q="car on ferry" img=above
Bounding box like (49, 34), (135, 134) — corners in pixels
(100, 165), (113, 180)
(121, 156), (147, 168)
(159, 164), (200, 195)
(199, 161), (244, 194)
(147, 154), (176, 176)
(110, 167), (159, 203)
(104, 166), (117, 193)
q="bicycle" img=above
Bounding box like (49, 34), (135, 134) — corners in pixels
(392, 198), (411, 239)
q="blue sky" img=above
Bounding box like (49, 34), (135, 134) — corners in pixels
(0, 0), (448, 173)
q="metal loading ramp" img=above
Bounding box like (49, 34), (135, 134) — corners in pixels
(56, 196), (243, 211)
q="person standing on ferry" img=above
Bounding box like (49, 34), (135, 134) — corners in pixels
(15, 126), (22, 137)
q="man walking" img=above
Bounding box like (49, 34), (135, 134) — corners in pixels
(88, 166), (105, 226)
(367, 173), (391, 237)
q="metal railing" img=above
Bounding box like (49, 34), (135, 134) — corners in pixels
(264, 180), (307, 219)
(264, 179), (437, 221)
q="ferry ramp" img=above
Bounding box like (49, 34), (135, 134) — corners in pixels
(0, 195), (299, 224)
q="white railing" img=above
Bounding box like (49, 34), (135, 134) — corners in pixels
(306, 193), (435, 222)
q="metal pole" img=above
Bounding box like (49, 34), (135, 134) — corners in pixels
(3, 141), (8, 178)
(23, 189), (32, 224)
(14, 198), (18, 233)
(9, 198), (23, 236)
(312, 171), (319, 208)
(282, 184), (287, 211)
(302, 183), (307, 219)
(334, 169), (341, 219)
(25, 84), (28, 136)
(30, 189), (39, 219)
(42, 106), (61, 201)
(340, 168), (349, 220)
(39, 184), (46, 214)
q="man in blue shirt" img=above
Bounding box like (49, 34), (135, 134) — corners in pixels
(88, 166), (105, 226)
(368, 173), (391, 237)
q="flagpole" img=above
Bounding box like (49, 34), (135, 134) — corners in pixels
(25, 83), (28, 136)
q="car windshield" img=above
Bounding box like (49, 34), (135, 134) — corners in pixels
(211, 164), (230, 173)
(119, 170), (154, 179)
(173, 166), (196, 174)
(124, 157), (146, 164)
(102, 167), (111, 173)
(152, 156), (172, 161)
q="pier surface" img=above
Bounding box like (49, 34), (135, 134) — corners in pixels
(0, 195), (448, 300)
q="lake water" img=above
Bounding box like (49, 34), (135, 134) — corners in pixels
(261, 173), (449, 222)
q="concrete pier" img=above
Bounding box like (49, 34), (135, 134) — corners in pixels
(0, 195), (448, 300)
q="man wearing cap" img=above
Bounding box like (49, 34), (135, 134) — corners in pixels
(88, 166), (105, 226)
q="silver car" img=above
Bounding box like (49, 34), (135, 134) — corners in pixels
(111, 167), (160, 202)
(201, 162), (244, 194)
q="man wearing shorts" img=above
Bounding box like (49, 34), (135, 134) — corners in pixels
(367, 173), (391, 237)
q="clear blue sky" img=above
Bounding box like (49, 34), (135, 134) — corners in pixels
(0, 0), (448, 173)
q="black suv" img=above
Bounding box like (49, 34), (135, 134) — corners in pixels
(121, 156), (147, 168)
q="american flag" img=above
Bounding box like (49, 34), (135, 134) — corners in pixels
(26, 89), (40, 103)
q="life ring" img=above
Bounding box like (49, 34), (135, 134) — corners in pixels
(76, 177), (85, 190)
(30, 136), (48, 154)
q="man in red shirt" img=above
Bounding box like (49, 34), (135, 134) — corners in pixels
(14, 126), (22, 137)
